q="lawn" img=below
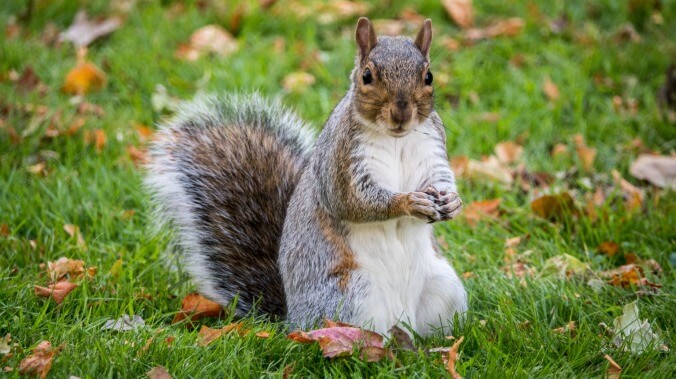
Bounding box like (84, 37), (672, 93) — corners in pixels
(1, 0), (674, 377)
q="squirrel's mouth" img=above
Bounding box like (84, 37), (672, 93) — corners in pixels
(387, 125), (411, 137)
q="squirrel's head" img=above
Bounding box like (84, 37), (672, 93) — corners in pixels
(352, 17), (434, 138)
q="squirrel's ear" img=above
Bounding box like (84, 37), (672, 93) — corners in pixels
(415, 19), (432, 61)
(355, 17), (377, 64)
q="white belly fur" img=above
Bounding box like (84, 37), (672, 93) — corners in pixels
(346, 122), (459, 334)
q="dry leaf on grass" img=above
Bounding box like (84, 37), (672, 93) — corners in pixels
(147, 366), (173, 379)
(63, 224), (87, 249)
(611, 301), (664, 354)
(19, 341), (63, 379)
(34, 281), (78, 304)
(599, 264), (661, 289)
(446, 336), (464, 379)
(502, 262), (535, 279)
(531, 192), (577, 220)
(542, 77), (560, 101)
(287, 321), (387, 362)
(46, 257), (96, 282)
(0, 334), (11, 355)
(611, 170), (644, 211)
(604, 354), (622, 379)
(466, 18), (524, 41)
(172, 293), (224, 324)
(572, 134), (596, 172)
(197, 323), (244, 346)
(282, 72), (315, 93)
(539, 254), (590, 278)
(552, 321), (577, 335)
(59, 10), (122, 47)
(629, 154), (676, 190)
(463, 199), (501, 226)
(494, 141), (523, 165)
(442, 0), (474, 29)
(101, 314), (146, 332)
(127, 146), (148, 166)
(255, 331), (271, 339)
(597, 242), (620, 257)
(0, 224), (9, 237)
(62, 60), (106, 95)
(176, 25), (238, 61)
(466, 157), (513, 184)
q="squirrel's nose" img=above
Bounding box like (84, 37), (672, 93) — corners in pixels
(391, 101), (412, 125)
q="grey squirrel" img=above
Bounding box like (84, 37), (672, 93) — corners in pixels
(145, 18), (467, 336)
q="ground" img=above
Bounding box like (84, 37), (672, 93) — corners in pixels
(0, 0), (674, 377)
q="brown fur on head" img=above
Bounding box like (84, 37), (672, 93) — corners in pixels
(353, 18), (434, 137)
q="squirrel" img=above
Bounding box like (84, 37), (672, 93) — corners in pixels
(145, 17), (467, 336)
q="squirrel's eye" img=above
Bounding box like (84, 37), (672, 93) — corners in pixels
(424, 71), (433, 86)
(362, 68), (373, 85)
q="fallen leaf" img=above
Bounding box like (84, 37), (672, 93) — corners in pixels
(466, 18), (524, 41)
(63, 224), (86, 249)
(34, 282), (78, 304)
(502, 262), (535, 279)
(446, 336), (464, 379)
(599, 264), (661, 289)
(611, 169), (644, 211)
(62, 60), (106, 95)
(19, 341), (62, 379)
(197, 323), (243, 346)
(109, 259), (123, 277)
(494, 141), (523, 165)
(0, 334), (10, 355)
(531, 192), (577, 220)
(101, 314), (145, 331)
(282, 72), (315, 93)
(466, 157), (513, 184)
(542, 77), (560, 101)
(572, 134), (596, 172)
(15, 66), (46, 94)
(255, 331), (271, 339)
(46, 257), (88, 282)
(611, 301), (663, 354)
(28, 162), (47, 176)
(134, 124), (154, 141)
(463, 199), (501, 226)
(552, 321), (577, 335)
(172, 293), (224, 324)
(288, 323), (386, 361)
(450, 156), (469, 177)
(389, 325), (415, 351)
(177, 25), (238, 61)
(629, 154), (676, 190)
(442, 0), (474, 29)
(60, 10), (122, 47)
(539, 254), (591, 278)
(77, 102), (105, 117)
(604, 354), (622, 379)
(551, 143), (568, 157)
(0, 224), (9, 237)
(147, 366), (173, 379)
(462, 272), (475, 279)
(598, 242), (620, 257)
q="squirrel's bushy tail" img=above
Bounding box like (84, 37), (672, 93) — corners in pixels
(145, 94), (313, 318)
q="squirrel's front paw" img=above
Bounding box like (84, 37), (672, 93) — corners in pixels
(404, 191), (440, 222)
(435, 191), (463, 221)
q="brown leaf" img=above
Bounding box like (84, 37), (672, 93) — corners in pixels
(63, 224), (87, 249)
(531, 192), (577, 220)
(0, 223), (9, 237)
(62, 61), (106, 95)
(597, 242), (620, 257)
(552, 321), (577, 336)
(466, 18), (524, 41)
(127, 145), (148, 166)
(15, 66), (45, 94)
(599, 264), (661, 289)
(255, 331), (271, 339)
(134, 124), (154, 141)
(28, 162), (48, 176)
(442, 0), (474, 29)
(463, 199), (501, 226)
(572, 134), (596, 172)
(34, 282), (78, 304)
(282, 72), (315, 93)
(177, 25), (238, 61)
(542, 77), (560, 101)
(446, 336), (464, 379)
(494, 141), (523, 165)
(196, 323), (243, 347)
(502, 262), (535, 279)
(466, 157), (514, 184)
(629, 154), (676, 190)
(551, 143), (568, 157)
(147, 365), (173, 379)
(287, 325), (386, 361)
(172, 293), (224, 324)
(604, 354), (622, 379)
(19, 341), (62, 379)
(46, 257), (85, 282)
(59, 10), (122, 47)
(611, 169), (644, 212)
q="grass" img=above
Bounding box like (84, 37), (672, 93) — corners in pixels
(1, 0), (674, 377)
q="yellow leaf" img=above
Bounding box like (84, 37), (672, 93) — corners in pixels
(62, 61), (106, 95)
